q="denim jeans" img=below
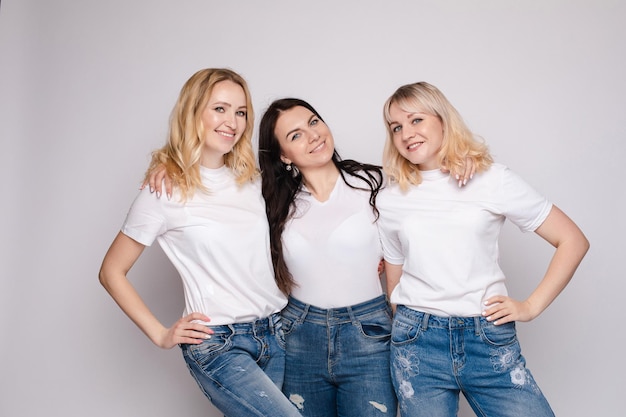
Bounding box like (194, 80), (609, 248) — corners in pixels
(180, 313), (302, 417)
(281, 295), (397, 417)
(391, 305), (555, 417)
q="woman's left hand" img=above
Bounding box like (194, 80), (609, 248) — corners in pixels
(441, 157), (476, 187)
(482, 295), (537, 325)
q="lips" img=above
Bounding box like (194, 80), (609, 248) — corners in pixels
(407, 141), (423, 151)
(216, 130), (236, 139)
(310, 140), (326, 153)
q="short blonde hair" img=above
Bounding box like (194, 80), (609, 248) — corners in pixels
(382, 82), (492, 191)
(146, 68), (257, 200)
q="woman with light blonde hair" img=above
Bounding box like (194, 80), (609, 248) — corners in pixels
(99, 68), (301, 416)
(382, 81), (492, 191)
(378, 81), (589, 417)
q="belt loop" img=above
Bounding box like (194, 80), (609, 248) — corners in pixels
(347, 306), (357, 325)
(474, 316), (481, 336)
(269, 313), (276, 335)
(422, 312), (430, 331)
(300, 303), (310, 324)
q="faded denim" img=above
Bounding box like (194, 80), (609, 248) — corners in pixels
(281, 295), (397, 417)
(180, 313), (302, 417)
(391, 305), (554, 417)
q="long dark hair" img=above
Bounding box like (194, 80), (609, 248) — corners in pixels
(258, 98), (383, 295)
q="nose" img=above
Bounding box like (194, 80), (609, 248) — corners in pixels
(224, 112), (237, 130)
(401, 125), (415, 141)
(308, 129), (320, 143)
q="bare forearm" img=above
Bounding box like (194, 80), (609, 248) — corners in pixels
(100, 272), (167, 345)
(384, 261), (403, 312)
(99, 232), (168, 346)
(526, 233), (589, 317)
(527, 205), (590, 318)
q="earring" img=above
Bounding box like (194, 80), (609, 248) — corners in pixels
(285, 164), (292, 171)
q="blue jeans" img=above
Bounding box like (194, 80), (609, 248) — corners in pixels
(180, 313), (302, 417)
(391, 305), (554, 417)
(281, 295), (397, 417)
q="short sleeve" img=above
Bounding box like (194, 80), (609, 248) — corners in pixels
(120, 189), (167, 246)
(377, 221), (405, 265)
(499, 167), (552, 232)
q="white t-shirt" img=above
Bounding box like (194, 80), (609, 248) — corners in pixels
(284, 173), (384, 308)
(121, 165), (287, 325)
(377, 163), (552, 317)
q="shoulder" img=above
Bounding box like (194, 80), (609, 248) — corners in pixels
(474, 162), (509, 184)
(483, 162), (527, 185)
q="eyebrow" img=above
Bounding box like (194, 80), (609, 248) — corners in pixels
(285, 114), (316, 139)
(209, 101), (247, 111)
(388, 111), (425, 125)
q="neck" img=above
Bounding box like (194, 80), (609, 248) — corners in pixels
(200, 155), (226, 169)
(300, 162), (340, 202)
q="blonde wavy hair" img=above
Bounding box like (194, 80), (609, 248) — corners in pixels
(382, 82), (493, 191)
(145, 68), (258, 200)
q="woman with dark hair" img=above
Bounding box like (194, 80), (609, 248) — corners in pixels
(144, 95), (474, 417)
(257, 98), (395, 416)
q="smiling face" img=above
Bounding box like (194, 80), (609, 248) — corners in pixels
(387, 102), (444, 171)
(273, 106), (335, 171)
(199, 80), (248, 168)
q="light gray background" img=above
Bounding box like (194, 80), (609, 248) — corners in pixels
(1, 1), (623, 416)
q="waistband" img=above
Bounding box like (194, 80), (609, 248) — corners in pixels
(207, 312), (281, 336)
(396, 305), (494, 335)
(285, 295), (389, 324)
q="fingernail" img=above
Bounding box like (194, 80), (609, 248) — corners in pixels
(156, 191), (161, 198)
(455, 174), (460, 180)
(204, 334), (211, 339)
(150, 186), (154, 193)
(167, 193), (171, 200)
(463, 178), (467, 185)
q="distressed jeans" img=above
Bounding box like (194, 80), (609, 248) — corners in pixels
(180, 313), (302, 417)
(281, 295), (397, 417)
(391, 305), (555, 417)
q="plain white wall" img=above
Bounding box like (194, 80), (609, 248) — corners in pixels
(1, 1), (623, 416)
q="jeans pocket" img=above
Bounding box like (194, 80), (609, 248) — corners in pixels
(358, 309), (393, 340)
(391, 317), (421, 346)
(185, 334), (232, 367)
(480, 321), (518, 347)
(280, 310), (300, 336)
(274, 319), (287, 350)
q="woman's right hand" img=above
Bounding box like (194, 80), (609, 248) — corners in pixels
(141, 163), (172, 199)
(157, 312), (214, 349)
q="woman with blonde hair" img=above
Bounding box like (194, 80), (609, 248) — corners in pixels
(378, 81), (589, 417)
(99, 68), (301, 416)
